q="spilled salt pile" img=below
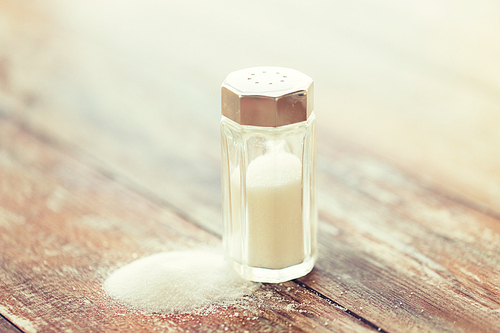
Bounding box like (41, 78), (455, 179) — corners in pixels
(104, 250), (257, 313)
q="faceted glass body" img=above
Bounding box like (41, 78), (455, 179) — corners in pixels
(221, 114), (317, 283)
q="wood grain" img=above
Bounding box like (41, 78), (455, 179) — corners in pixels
(1, 0), (500, 227)
(301, 134), (500, 332)
(1, 1), (500, 332)
(0, 119), (376, 332)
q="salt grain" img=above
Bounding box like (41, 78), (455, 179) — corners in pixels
(104, 250), (257, 313)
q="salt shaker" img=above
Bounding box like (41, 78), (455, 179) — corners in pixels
(221, 67), (317, 283)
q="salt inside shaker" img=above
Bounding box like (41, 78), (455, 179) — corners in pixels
(221, 67), (317, 283)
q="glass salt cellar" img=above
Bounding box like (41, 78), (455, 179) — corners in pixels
(221, 67), (317, 283)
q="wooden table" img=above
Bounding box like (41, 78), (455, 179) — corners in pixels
(1, 1), (499, 332)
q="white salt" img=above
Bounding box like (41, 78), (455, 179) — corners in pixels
(246, 152), (304, 269)
(104, 250), (257, 313)
(229, 151), (305, 269)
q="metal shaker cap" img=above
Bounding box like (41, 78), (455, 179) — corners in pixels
(221, 67), (314, 127)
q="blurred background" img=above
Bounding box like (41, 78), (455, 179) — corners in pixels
(1, 0), (499, 231)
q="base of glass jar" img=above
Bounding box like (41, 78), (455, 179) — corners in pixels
(228, 255), (317, 283)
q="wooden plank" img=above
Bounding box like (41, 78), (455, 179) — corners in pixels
(1, 101), (499, 332)
(1, 1), (500, 332)
(2, 117), (497, 333)
(299, 135), (500, 332)
(0, 119), (376, 332)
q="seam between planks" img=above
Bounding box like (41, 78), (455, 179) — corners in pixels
(0, 314), (24, 333)
(293, 281), (389, 333)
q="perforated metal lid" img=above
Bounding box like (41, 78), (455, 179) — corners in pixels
(221, 67), (314, 127)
